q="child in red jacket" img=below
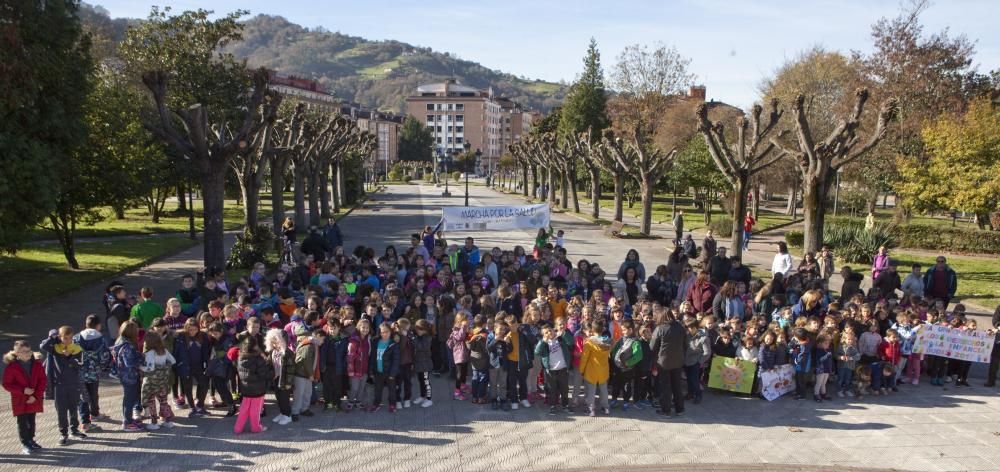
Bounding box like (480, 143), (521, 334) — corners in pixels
(3, 340), (47, 455)
(876, 329), (903, 395)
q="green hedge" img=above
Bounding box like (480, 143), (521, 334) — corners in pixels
(785, 230), (803, 247)
(708, 217), (733, 238)
(895, 224), (1000, 254)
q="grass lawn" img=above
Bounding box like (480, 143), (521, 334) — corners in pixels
(0, 236), (198, 319)
(891, 252), (1000, 309)
(26, 199), (275, 242)
(582, 194), (796, 233)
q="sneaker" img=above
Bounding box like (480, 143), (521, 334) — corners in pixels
(146, 423), (161, 431)
(81, 423), (97, 432)
(675, 410), (685, 417)
(912, 379), (919, 385)
(324, 403), (334, 411)
(891, 387), (899, 392)
(511, 402), (519, 410)
(880, 388), (888, 395)
(837, 391), (845, 398)
(188, 409), (202, 418)
(588, 408), (596, 417)
(259, 426), (268, 432)
(602, 408), (610, 415)
(93, 413), (110, 421)
(403, 400), (411, 408)
(610, 400), (619, 409)
(549, 406), (557, 415)
(59, 436), (69, 446)
(225, 406), (237, 417)
(300, 409), (314, 417)
(278, 415), (292, 426)
(173, 399), (186, 409)
(272, 414), (281, 423)
(491, 399), (499, 410)
(291, 415), (300, 422)
(344, 403), (354, 412)
(388, 405), (396, 413)
(368, 405), (381, 413)
(198, 407), (210, 415)
(70, 430), (87, 439)
(396, 401), (403, 409)
(161, 421), (176, 429)
(413, 398), (424, 406)
(630, 402), (643, 410)
(29, 441), (42, 450)
(814, 395), (821, 403)
(846, 391), (855, 397)
(501, 401), (510, 411)
(565, 405), (574, 413)
(693, 396), (702, 405)
(122, 423), (144, 432)
(520, 399), (531, 408)
(21, 445), (32, 455)
(944, 376), (953, 383)
(622, 402), (630, 412)
(421, 400), (433, 408)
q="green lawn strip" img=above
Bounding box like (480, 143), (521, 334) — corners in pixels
(889, 252), (999, 309)
(0, 235), (198, 319)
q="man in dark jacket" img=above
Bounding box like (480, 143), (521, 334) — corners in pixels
(706, 247), (731, 286)
(727, 257), (752, 287)
(322, 218), (344, 254)
(649, 315), (687, 417)
(872, 263), (902, 300)
(300, 228), (331, 262)
(923, 256), (958, 309)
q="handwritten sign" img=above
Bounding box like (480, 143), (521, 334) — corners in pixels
(707, 356), (755, 394)
(760, 364), (796, 401)
(912, 324), (993, 363)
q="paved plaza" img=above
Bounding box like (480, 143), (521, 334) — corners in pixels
(1, 184), (999, 471)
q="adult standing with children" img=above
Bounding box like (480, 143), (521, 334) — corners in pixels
(649, 311), (687, 417)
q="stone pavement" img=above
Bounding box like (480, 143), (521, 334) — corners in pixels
(1, 184), (1000, 471)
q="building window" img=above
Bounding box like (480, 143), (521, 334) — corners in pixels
(456, 115), (464, 122)
(426, 125), (434, 131)
(426, 104), (434, 111)
(436, 137), (442, 144)
(426, 114), (434, 122)
(456, 137), (463, 144)
(456, 126), (464, 133)
(436, 126), (442, 132)
(456, 104), (464, 111)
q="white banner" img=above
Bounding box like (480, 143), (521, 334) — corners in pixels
(442, 204), (550, 232)
(760, 364), (796, 401)
(912, 324), (993, 364)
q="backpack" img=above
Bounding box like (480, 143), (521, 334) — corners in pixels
(613, 338), (643, 371)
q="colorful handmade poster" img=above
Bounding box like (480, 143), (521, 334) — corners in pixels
(707, 356), (755, 394)
(759, 364), (796, 401)
(912, 324), (993, 363)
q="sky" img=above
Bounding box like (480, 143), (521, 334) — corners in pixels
(91, 0), (998, 108)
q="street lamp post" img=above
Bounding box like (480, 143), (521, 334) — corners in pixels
(442, 150), (452, 197)
(462, 142), (472, 206)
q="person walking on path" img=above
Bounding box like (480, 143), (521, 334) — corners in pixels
(742, 211), (756, 251)
(672, 211), (684, 246)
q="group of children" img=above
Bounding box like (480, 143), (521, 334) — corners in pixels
(4, 224), (993, 456)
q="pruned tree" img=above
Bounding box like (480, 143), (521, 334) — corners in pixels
(697, 99), (787, 258)
(600, 127), (676, 235)
(230, 98), (293, 229)
(772, 89), (897, 253)
(268, 102), (305, 233)
(593, 131), (630, 223)
(577, 129), (604, 219)
(523, 134), (558, 205)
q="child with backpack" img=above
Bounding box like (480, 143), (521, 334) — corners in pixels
(610, 319), (643, 411)
(40, 326), (86, 445)
(113, 321), (146, 431)
(487, 319), (510, 410)
(74, 314), (110, 431)
(412, 319), (435, 408)
(3, 340), (47, 455)
(580, 320), (612, 416)
(535, 320), (573, 415)
(467, 315), (491, 404)
(141, 331), (176, 430)
(206, 322), (237, 417)
(321, 317), (349, 412)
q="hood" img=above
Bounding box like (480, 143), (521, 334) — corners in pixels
(78, 328), (103, 341)
(587, 335), (611, 352)
(3, 352), (42, 364)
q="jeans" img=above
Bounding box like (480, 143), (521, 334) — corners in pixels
(507, 364), (529, 402)
(454, 362), (469, 390)
(17, 413), (36, 446)
(181, 374), (209, 409)
(488, 367), (506, 401)
(212, 376), (233, 406)
(657, 367), (684, 414)
(743, 230), (752, 249)
(837, 366), (854, 392)
(371, 372), (396, 407)
(927, 355), (946, 379)
(274, 387), (292, 416)
(397, 364), (414, 401)
(291, 376), (312, 414)
(348, 377), (366, 405)
(121, 382), (141, 425)
(79, 381), (100, 424)
(545, 369), (569, 407)
(683, 364), (702, 399)
(570, 369), (584, 402)
(470, 369), (489, 400)
(233, 396), (264, 434)
(585, 381), (609, 410)
(794, 371), (808, 398)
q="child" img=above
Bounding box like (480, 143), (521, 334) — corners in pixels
(633, 325), (654, 407)
(346, 319), (372, 411)
(893, 313), (919, 384)
(875, 329), (902, 395)
(835, 332), (861, 397)
(505, 313), (535, 410)
(321, 318), (348, 412)
(265, 328), (295, 425)
(176, 319), (209, 417)
(487, 320), (510, 410)
(74, 314), (110, 431)
(3, 340), (47, 455)
(141, 332), (176, 430)
(291, 326), (325, 420)
(446, 312), (471, 401)
(467, 315), (491, 404)
(206, 322), (237, 417)
(41, 326), (85, 445)
(113, 321), (146, 431)
(570, 318), (588, 407)
(580, 320), (612, 416)
(789, 328), (813, 400)
(813, 335), (833, 402)
(535, 321), (573, 414)
(369, 322), (400, 413)
(176, 274), (200, 317)
(412, 319), (435, 408)
(394, 318), (415, 408)
(610, 319), (641, 410)
(234, 334), (272, 434)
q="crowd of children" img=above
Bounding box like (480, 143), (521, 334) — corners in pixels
(4, 224), (998, 455)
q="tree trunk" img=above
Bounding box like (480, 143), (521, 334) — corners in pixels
(530, 165), (538, 199)
(639, 180), (654, 236)
(522, 164), (529, 196)
(308, 172), (321, 227)
(589, 169), (600, 219)
(293, 163), (307, 229)
(319, 167), (331, 219)
(271, 157), (287, 234)
(50, 214), (80, 269)
(671, 186), (678, 219)
(802, 172), (835, 254)
(113, 205), (126, 220)
(242, 179), (260, 229)
(703, 192), (712, 225)
(752, 183), (761, 219)
(201, 164), (228, 270)
(547, 167), (556, 205)
(332, 161), (342, 214)
(177, 182), (187, 212)
(785, 185), (796, 216)
(570, 170), (580, 213)
(560, 171), (569, 210)
(730, 178), (749, 260)
(866, 193), (878, 214)
(613, 172), (624, 222)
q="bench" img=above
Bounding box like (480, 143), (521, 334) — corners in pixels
(605, 220), (625, 238)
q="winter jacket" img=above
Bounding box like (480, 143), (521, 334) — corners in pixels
(271, 347), (296, 390)
(684, 329), (712, 367)
(176, 287), (200, 317)
(835, 343), (861, 370)
(534, 331), (573, 371)
(712, 337), (737, 358)
(397, 331), (415, 366)
(687, 282), (717, 314)
(237, 353), (273, 398)
(487, 334), (510, 370)
(412, 334), (434, 373)
(446, 325), (470, 364)
(112, 339), (144, 385)
(790, 341), (813, 373)
(879, 340), (903, 366)
(758, 346), (780, 371)
(650, 320), (687, 371)
(2, 352), (47, 416)
(206, 336), (234, 379)
(893, 323), (917, 356)
(369, 337), (400, 377)
(73, 328), (110, 384)
(645, 275), (676, 307)
(468, 329), (491, 371)
(176, 332), (209, 378)
(814, 347), (833, 374)
(321, 335), (349, 375)
(293, 338), (321, 380)
(579, 335), (611, 384)
(505, 324), (536, 371)
(346, 332), (371, 379)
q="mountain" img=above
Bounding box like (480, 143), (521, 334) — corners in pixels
(79, 6), (567, 113)
(229, 15), (566, 113)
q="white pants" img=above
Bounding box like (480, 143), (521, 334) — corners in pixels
(291, 377), (312, 414)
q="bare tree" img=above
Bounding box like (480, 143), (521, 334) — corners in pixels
(697, 99), (787, 258)
(771, 89), (897, 253)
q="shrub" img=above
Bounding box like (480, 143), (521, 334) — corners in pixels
(822, 222), (896, 264)
(785, 230), (804, 247)
(402, 175), (412, 183)
(708, 217), (733, 238)
(451, 171), (462, 181)
(227, 225), (274, 269)
(894, 223), (1000, 254)
(387, 170), (402, 181)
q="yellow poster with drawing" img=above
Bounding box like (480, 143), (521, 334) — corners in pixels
(707, 356), (755, 394)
